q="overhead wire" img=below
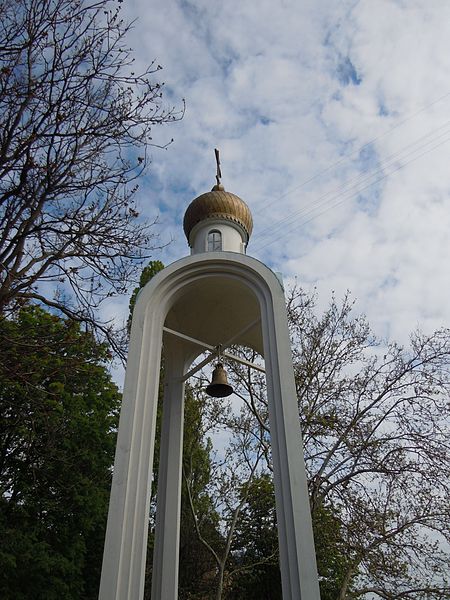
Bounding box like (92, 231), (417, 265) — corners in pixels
(254, 90), (450, 217)
(252, 119), (450, 246)
(252, 131), (450, 252)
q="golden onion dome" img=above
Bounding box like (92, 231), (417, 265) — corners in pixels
(183, 184), (253, 242)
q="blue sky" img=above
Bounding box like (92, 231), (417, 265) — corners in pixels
(103, 0), (450, 355)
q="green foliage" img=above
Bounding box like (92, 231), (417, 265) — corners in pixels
(0, 306), (120, 599)
(179, 388), (223, 599)
(228, 476), (350, 600)
(229, 474), (281, 599)
(128, 260), (165, 332)
(312, 502), (353, 600)
(144, 386), (222, 599)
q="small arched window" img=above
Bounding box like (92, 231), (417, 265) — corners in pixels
(207, 230), (222, 252)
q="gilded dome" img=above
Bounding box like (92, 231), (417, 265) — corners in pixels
(183, 184), (253, 241)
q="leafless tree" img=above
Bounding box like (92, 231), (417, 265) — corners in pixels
(0, 0), (183, 355)
(182, 288), (450, 598)
(222, 288), (450, 598)
(288, 287), (450, 599)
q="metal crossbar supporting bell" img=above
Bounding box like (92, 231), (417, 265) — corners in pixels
(205, 363), (233, 398)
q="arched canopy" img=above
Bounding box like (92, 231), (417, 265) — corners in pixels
(132, 252), (285, 366)
(100, 250), (320, 600)
(165, 273), (262, 357)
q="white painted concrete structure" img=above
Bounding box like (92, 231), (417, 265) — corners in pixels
(98, 184), (320, 600)
(189, 218), (247, 254)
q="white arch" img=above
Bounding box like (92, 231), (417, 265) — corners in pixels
(99, 252), (320, 600)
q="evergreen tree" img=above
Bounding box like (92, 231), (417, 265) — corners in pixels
(179, 388), (223, 599)
(0, 306), (120, 599)
(229, 474), (281, 600)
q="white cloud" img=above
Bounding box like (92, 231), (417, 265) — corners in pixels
(116, 0), (450, 360)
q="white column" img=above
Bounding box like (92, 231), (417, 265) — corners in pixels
(151, 348), (186, 599)
(98, 311), (163, 600)
(263, 297), (321, 600)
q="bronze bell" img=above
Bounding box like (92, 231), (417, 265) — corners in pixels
(205, 363), (233, 398)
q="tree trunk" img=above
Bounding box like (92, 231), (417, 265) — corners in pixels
(215, 563), (225, 600)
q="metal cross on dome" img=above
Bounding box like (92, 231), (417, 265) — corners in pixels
(214, 148), (222, 186)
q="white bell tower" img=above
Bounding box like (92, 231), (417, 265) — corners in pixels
(98, 154), (321, 600)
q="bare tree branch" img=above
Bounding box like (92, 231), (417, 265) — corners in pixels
(0, 0), (184, 356)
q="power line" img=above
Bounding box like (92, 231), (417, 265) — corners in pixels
(254, 90), (450, 216)
(251, 132), (450, 253)
(253, 120), (450, 245)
